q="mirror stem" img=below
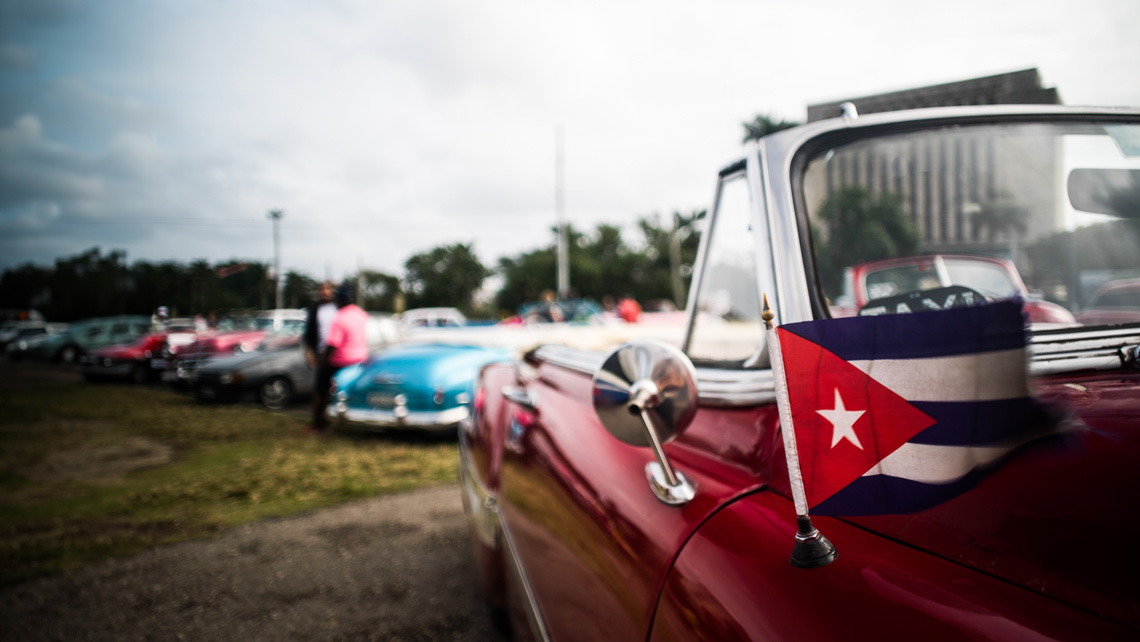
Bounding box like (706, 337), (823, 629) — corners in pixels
(640, 408), (680, 487)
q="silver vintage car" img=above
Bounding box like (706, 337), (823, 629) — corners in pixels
(191, 314), (402, 410)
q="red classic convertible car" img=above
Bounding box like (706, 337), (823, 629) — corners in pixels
(830, 253), (1077, 324)
(460, 106), (1140, 640)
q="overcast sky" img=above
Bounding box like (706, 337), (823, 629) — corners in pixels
(2, 0), (1138, 282)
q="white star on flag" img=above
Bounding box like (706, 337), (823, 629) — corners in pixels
(817, 388), (865, 450)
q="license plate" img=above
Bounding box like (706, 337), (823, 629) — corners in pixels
(367, 392), (398, 408)
(150, 358), (166, 369)
(200, 386), (216, 399)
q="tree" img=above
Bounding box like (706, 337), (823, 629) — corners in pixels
(813, 187), (918, 294)
(494, 215), (705, 314)
(972, 198), (1029, 243)
(403, 243), (492, 315)
(637, 210), (705, 308)
(742, 114), (801, 143)
(283, 271), (319, 309)
(496, 247), (558, 314)
(354, 269), (402, 312)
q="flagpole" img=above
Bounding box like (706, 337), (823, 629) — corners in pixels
(763, 294), (838, 569)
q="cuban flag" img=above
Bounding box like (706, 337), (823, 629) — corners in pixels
(768, 299), (1053, 517)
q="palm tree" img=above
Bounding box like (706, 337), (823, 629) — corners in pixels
(742, 114), (801, 143)
(972, 199), (1028, 243)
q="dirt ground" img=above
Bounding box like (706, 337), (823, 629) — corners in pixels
(0, 485), (510, 642)
(0, 361), (510, 642)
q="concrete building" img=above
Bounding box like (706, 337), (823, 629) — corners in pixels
(804, 69), (1064, 259)
(807, 68), (1060, 123)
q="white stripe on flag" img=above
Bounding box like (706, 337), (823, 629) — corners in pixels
(862, 423), (1054, 484)
(847, 348), (1028, 402)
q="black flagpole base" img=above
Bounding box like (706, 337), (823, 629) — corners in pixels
(790, 515), (838, 569)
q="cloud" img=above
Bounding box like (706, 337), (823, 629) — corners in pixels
(0, 0), (83, 34)
(0, 115), (102, 208)
(0, 200), (60, 231)
(0, 44), (35, 70)
(2, 0), (1140, 285)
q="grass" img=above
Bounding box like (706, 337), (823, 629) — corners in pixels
(0, 363), (459, 586)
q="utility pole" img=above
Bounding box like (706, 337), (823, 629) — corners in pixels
(555, 126), (569, 299)
(670, 213), (686, 309)
(267, 209), (284, 310)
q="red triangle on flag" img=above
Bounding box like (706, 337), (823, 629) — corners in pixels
(777, 328), (937, 509)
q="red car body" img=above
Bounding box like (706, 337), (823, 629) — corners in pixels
(1077, 279), (1140, 326)
(165, 328), (268, 387)
(460, 107), (1140, 641)
(79, 332), (171, 382)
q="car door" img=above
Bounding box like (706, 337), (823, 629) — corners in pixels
(83, 323), (105, 349)
(496, 162), (778, 641)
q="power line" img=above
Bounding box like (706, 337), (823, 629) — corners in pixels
(55, 214), (542, 227)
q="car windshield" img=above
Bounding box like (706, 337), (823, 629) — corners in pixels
(802, 121), (1140, 327)
(215, 317), (255, 332)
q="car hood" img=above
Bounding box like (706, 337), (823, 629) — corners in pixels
(336, 344), (511, 393)
(183, 330), (268, 354)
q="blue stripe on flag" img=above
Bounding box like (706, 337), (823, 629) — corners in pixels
(783, 300), (1026, 362)
(812, 468), (991, 516)
(908, 399), (1053, 446)
(811, 429), (1067, 516)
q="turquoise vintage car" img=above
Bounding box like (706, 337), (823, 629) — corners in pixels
(329, 343), (511, 432)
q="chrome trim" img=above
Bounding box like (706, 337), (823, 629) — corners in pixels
(499, 515), (551, 642)
(646, 463), (695, 505)
(535, 344), (777, 406)
(532, 344), (604, 372)
(330, 404), (469, 428)
(458, 453), (499, 549)
(502, 385), (538, 412)
(682, 167), (737, 353)
(536, 327), (1140, 403)
(1030, 327), (1140, 375)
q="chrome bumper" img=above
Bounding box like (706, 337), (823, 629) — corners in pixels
(329, 403), (470, 429)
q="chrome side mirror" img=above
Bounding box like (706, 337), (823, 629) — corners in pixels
(592, 340), (699, 505)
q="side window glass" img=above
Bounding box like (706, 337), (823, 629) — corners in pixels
(110, 323), (129, 335)
(86, 326), (103, 338)
(686, 175), (765, 365)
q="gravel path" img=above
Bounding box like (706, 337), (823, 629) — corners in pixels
(0, 485), (509, 642)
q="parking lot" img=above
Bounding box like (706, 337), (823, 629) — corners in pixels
(0, 361), (508, 642)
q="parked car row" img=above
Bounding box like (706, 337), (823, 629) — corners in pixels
(6, 307), (510, 435)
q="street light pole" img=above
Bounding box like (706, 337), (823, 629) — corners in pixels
(267, 209), (284, 310)
(555, 126), (569, 299)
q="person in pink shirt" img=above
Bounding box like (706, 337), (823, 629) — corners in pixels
(306, 285), (369, 435)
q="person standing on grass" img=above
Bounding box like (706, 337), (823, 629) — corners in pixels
(304, 281), (338, 429)
(306, 284), (369, 435)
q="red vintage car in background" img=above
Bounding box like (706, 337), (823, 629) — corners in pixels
(78, 321), (196, 383)
(1077, 278), (1140, 325)
(830, 253), (1078, 324)
(164, 309), (305, 388)
(460, 106), (1140, 641)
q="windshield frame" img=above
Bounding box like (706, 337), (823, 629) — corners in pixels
(785, 109), (1140, 328)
